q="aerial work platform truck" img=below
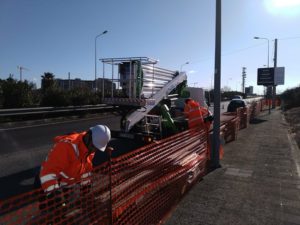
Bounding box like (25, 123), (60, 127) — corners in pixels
(100, 57), (205, 143)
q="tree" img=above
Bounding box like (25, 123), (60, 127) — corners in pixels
(221, 86), (231, 92)
(40, 72), (71, 106)
(1, 77), (35, 108)
(41, 72), (56, 93)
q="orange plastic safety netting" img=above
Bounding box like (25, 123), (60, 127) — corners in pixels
(236, 107), (249, 130)
(223, 116), (239, 143)
(0, 128), (209, 225)
(0, 163), (111, 225)
(248, 101), (262, 120)
(109, 128), (208, 224)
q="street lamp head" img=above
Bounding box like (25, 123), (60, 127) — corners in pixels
(95, 30), (108, 92)
(180, 61), (189, 71)
(253, 36), (270, 67)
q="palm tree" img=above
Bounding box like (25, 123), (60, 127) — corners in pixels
(41, 72), (55, 93)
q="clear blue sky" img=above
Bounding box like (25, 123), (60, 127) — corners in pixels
(1, 0), (300, 94)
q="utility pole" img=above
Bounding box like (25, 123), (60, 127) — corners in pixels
(272, 39), (278, 109)
(68, 72), (71, 90)
(212, 0), (221, 169)
(242, 67), (246, 93)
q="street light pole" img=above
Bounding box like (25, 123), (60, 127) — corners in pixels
(94, 30), (108, 91)
(180, 62), (189, 72)
(272, 38), (278, 109)
(212, 0), (221, 169)
(254, 36), (270, 112)
(254, 36), (269, 68)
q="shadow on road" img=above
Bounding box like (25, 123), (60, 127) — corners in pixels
(1, 138), (145, 200)
(250, 118), (268, 124)
(0, 166), (40, 200)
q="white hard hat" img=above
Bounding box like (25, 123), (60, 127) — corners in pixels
(90, 125), (111, 152)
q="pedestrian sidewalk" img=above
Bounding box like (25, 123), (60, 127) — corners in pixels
(165, 109), (300, 225)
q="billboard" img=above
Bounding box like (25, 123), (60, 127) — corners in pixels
(257, 67), (285, 85)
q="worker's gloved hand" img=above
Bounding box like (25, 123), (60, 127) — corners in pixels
(204, 115), (214, 123)
(93, 146), (114, 166)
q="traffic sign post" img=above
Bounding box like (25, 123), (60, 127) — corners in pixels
(257, 66), (284, 113)
(257, 68), (274, 86)
(266, 86), (272, 114)
(257, 67), (285, 86)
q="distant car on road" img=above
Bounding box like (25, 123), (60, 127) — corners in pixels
(227, 99), (247, 112)
(232, 95), (243, 100)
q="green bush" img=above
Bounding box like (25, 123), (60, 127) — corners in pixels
(281, 86), (300, 110)
(40, 89), (70, 107)
(1, 77), (36, 108)
(69, 87), (92, 106)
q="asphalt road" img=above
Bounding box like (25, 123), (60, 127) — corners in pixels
(0, 101), (230, 199)
(0, 98), (260, 200)
(208, 101), (229, 114)
(0, 112), (135, 200)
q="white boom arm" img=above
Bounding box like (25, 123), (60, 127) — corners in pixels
(125, 72), (187, 132)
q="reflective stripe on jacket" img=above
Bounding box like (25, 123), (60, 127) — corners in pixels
(40, 132), (94, 192)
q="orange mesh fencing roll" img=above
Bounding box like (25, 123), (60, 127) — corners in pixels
(109, 128), (209, 224)
(1, 163), (111, 225)
(223, 117), (239, 143)
(248, 101), (262, 121)
(1, 128), (209, 225)
(237, 107), (249, 130)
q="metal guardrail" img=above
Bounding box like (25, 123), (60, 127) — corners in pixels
(0, 98), (263, 119)
(0, 104), (115, 118)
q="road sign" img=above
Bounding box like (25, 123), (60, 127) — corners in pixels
(257, 68), (274, 85)
(274, 67), (285, 85)
(257, 67), (285, 85)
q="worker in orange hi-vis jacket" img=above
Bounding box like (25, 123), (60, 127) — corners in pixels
(184, 98), (213, 130)
(39, 124), (112, 193)
(36, 125), (113, 223)
(184, 98), (224, 160)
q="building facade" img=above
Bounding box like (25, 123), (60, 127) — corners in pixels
(245, 86), (254, 95)
(56, 78), (115, 92)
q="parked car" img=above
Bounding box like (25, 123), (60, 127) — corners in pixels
(227, 99), (247, 112)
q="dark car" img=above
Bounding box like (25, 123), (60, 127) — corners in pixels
(232, 95), (243, 100)
(227, 99), (247, 112)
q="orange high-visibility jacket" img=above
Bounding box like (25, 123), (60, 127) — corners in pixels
(40, 132), (95, 192)
(184, 100), (211, 130)
(184, 100), (223, 159)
